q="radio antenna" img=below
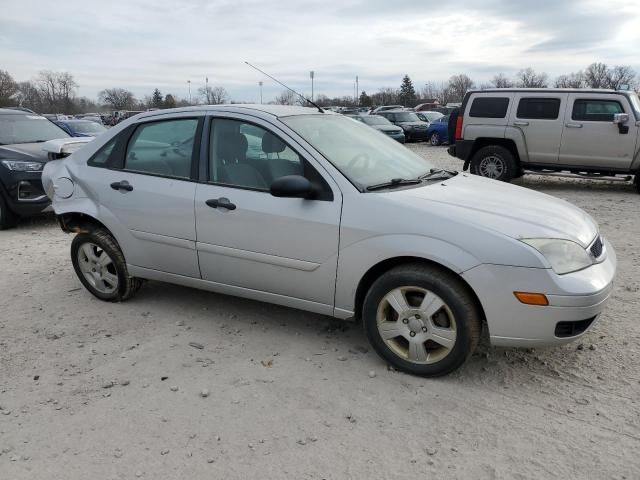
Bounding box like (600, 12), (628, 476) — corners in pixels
(244, 61), (324, 113)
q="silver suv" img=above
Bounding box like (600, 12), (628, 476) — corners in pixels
(448, 88), (640, 192)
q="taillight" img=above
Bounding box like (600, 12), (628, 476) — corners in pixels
(454, 115), (463, 140)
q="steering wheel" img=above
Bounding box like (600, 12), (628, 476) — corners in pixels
(347, 153), (370, 170)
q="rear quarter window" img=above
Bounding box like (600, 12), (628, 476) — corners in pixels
(469, 97), (510, 118)
(516, 98), (561, 120)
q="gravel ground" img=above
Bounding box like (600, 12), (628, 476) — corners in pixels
(1, 144), (639, 479)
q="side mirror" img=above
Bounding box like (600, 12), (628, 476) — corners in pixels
(270, 175), (315, 199)
(613, 113), (629, 124)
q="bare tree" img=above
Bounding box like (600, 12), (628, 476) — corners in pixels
(0, 70), (18, 107)
(34, 70), (79, 112)
(15, 81), (42, 111)
(584, 63), (610, 88)
(515, 68), (548, 88)
(446, 74), (475, 102)
(554, 72), (586, 88)
(99, 88), (137, 110)
(370, 87), (400, 106)
(606, 65), (637, 90)
(490, 73), (514, 88)
(199, 85), (229, 105)
(274, 90), (296, 105)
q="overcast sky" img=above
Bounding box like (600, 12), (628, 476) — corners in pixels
(1, 0), (639, 103)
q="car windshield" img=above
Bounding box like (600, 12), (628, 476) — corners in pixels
(0, 114), (70, 145)
(393, 112), (420, 122)
(281, 114), (434, 190)
(360, 116), (392, 126)
(70, 121), (107, 134)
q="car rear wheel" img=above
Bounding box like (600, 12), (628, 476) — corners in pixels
(363, 264), (481, 377)
(470, 145), (517, 182)
(71, 228), (142, 302)
(430, 132), (441, 146)
(0, 195), (18, 230)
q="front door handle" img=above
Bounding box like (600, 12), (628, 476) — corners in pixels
(513, 121), (529, 126)
(565, 123), (583, 128)
(206, 197), (236, 210)
(110, 181), (133, 192)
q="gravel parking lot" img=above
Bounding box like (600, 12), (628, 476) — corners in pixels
(1, 144), (639, 479)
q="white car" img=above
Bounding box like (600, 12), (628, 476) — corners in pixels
(42, 105), (616, 376)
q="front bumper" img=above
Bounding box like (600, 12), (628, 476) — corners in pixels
(405, 128), (430, 140)
(462, 239), (617, 347)
(0, 169), (50, 217)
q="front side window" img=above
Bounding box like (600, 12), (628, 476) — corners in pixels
(125, 118), (198, 178)
(516, 98), (561, 120)
(281, 114), (434, 189)
(469, 97), (510, 118)
(209, 118), (331, 198)
(572, 99), (624, 122)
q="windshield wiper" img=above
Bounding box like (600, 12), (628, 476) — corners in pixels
(417, 168), (458, 180)
(366, 178), (422, 191)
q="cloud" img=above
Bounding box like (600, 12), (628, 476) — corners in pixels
(1, 0), (638, 102)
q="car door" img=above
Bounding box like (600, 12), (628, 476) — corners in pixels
(509, 93), (567, 165)
(194, 114), (342, 315)
(86, 113), (203, 277)
(559, 94), (637, 169)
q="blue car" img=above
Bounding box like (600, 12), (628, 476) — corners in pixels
(426, 115), (449, 146)
(53, 119), (107, 137)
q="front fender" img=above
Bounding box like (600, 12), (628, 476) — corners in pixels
(334, 234), (481, 316)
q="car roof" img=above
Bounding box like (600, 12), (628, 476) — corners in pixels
(135, 104), (329, 122)
(0, 108), (31, 116)
(470, 88), (627, 94)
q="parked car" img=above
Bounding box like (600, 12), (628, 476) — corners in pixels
(42, 113), (71, 121)
(376, 110), (430, 141)
(448, 88), (640, 191)
(0, 109), (72, 228)
(426, 116), (449, 145)
(348, 114), (405, 143)
(370, 105), (404, 114)
(54, 119), (107, 137)
(42, 105), (616, 377)
(415, 111), (444, 124)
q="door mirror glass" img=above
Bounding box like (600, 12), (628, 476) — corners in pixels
(270, 175), (314, 199)
(613, 113), (629, 124)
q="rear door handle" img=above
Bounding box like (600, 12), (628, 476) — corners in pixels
(110, 181), (133, 192)
(206, 197), (236, 210)
(513, 121), (529, 126)
(565, 123), (583, 128)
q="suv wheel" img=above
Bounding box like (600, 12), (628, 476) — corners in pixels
(363, 264), (481, 377)
(430, 132), (441, 146)
(470, 145), (517, 182)
(0, 195), (18, 230)
(71, 228), (142, 302)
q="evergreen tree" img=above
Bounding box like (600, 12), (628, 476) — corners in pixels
(359, 91), (372, 107)
(399, 75), (417, 106)
(151, 88), (164, 108)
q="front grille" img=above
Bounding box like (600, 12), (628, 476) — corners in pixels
(554, 317), (596, 338)
(590, 237), (603, 258)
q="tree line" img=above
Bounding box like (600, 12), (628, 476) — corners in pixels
(0, 62), (637, 113)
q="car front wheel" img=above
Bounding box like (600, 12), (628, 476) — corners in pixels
(430, 132), (441, 146)
(470, 145), (517, 182)
(71, 228), (142, 302)
(363, 264), (481, 377)
(0, 195), (18, 230)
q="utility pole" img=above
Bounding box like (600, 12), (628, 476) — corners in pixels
(356, 75), (359, 106)
(187, 80), (191, 104)
(205, 77), (209, 104)
(310, 71), (315, 102)
(259, 81), (263, 104)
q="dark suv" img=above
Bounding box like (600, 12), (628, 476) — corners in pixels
(376, 110), (430, 141)
(0, 109), (71, 228)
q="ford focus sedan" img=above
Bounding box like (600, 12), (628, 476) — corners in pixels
(42, 105), (616, 377)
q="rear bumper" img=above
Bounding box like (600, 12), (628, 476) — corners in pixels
(448, 139), (473, 160)
(462, 239), (617, 347)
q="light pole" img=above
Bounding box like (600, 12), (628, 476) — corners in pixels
(310, 71), (314, 102)
(187, 80), (191, 104)
(356, 75), (359, 106)
(259, 81), (263, 104)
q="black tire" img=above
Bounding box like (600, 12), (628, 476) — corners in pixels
(71, 228), (142, 302)
(363, 264), (481, 377)
(0, 195), (18, 230)
(430, 132), (441, 146)
(635, 175), (640, 194)
(470, 145), (517, 182)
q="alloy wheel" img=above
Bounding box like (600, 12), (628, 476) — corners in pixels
(376, 286), (457, 364)
(478, 155), (505, 179)
(76, 242), (119, 294)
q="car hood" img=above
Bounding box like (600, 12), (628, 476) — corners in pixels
(0, 142), (50, 163)
(398, 173), (598, 247)
(397, 121), (428, 128)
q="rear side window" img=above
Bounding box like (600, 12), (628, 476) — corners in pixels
(572, 99), (624, 121)
(469, 97), (510, 118)
(125, 119), (198, 178)
(516, 98), (561, 120)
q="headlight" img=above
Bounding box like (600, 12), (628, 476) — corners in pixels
(521, 238), (593, 275)
(1, 160), (44, 172)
